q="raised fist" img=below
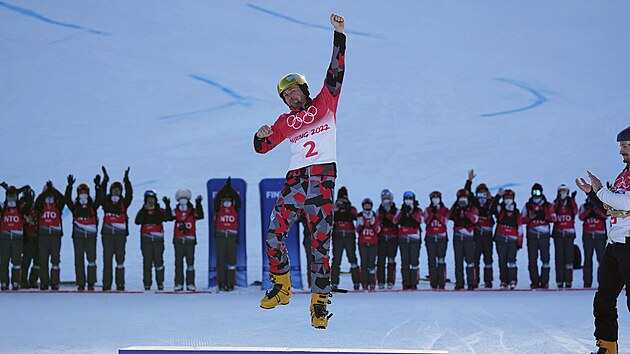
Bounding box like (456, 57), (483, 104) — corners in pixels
(330, 13), (345, 33)
(124, 167), (130, 181)
(94, 174), (101, 186)
(196, 195), (203, 204)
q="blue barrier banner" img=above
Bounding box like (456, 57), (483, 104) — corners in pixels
(259, 178), (303, 290)
(207, 178), (247, 288)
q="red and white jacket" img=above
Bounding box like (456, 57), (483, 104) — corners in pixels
(522, 198), (555, 232)
(378, 204), (398, 237)
(357, 211), (381, 245)
(24, 209), (39, 236)
(0, 206), (24, 236)
(495, 205), (524, 246)
(395, 206), (424, 239)
(39, 201), (63, 232)
(449, 205), (479, 236)
(553, 198), (578, 232)
(578, 203), (607, 234)
(254, 32), (346, 172)
(215, 205), (238, 233)
(72, 205), (98, 235)
(424, 205), (450, 236)
(333, 204), (357, 232)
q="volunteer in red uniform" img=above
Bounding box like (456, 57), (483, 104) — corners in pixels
(377, 189), (398, 289)
(449, 189), (479, 290)
(521, 183), (555, 289)
(254, 14), (345, 329)
(331, 187), (360, 290)
(465, 170), (495, 288)
(395, 191), (423, 290)
(35, 181), (66, 290)
(424, 191), (450, 290)
(0, 184), (32, 290)
(65, 175), (102, 291)
(169, 189), (204, 291)
(356, 198), (381, 290)
(135, 190), (172, 291)
(20, 188), (40, 288)
(578, 197), (607, 288)
(553, 184), (578, 288)
(213, 179), (241, 292)
(490, 189), (523, 289)
(99, 166), (133, 291)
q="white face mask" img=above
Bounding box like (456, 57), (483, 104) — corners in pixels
(79, 194), (88, 205)
(179, 198), (189, 206)
(533, 197), (542, 204)
(45, 197), (55, 204)
(382, 198), (392, 207)
(478, 197), (487, 205)
(179, 203), (188, 211)
(560, 192), (568, 200)
(7, 200), (16, 208)
(404, 199), (414, 207)
(111, 195), (120, 203)
(504, 199), (514, 206)
(223, 201), (232, 208)
(458, 198), (468, 207)
(431, 197), (441, 206)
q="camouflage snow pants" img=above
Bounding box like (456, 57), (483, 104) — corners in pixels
(266, 164), (336, 294)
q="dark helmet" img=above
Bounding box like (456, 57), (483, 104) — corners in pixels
(361, 198), (373, 207)
(77, 183), (90, 194)
(475, 183), (489, 194)
(429, 191), (442, 199)
(337, 186), (348, 199)
(380, 189), (393, 200)
(617, 126), (630, 142)
(110, 182), (123, 193)
(456, 189), (470, 198)
(503, 189), (515, 198)
(144, 190), (157, 201)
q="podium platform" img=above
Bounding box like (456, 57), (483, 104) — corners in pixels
(119, 347), (448, 354)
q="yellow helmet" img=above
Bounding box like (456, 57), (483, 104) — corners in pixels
(277, 73), (308, 97)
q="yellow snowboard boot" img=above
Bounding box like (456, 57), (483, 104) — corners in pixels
(260, 272), (292, 309)
(310, 293), (332, 329)
(592, 339), (617, 354)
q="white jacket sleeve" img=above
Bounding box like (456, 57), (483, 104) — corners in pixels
(596, 188), (630, 211)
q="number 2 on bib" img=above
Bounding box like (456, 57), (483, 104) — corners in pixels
(303, 141), (319, 158)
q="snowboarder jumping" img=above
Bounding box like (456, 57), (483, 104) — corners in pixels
(254, 13), (346, 329)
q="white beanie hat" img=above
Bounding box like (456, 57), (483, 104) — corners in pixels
(175, 189), (192, 201)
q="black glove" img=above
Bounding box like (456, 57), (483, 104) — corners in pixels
(124, 167), (130, 182)
(401, 204), (411, 215)
(571, 191), (577, 200)
(101, 166), (109, 181)
(45, 180), (54, 193)
(67, 174), (75, 185)
(94, 174), (101, 186)
(162, 196), (171, 206)
(0, 181), (7, 190)
(195, 195), (203, 204)
(178, 223), (190, 235)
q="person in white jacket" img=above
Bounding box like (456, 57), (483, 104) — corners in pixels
(576, 125), (630, 354)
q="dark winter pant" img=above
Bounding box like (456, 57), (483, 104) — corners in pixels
(331, 230), (359, 287)
(495, 234), (518, 286)
(38, 233), (62, 288)
(72, 234), (97, 287)
(453, 232), (476, 288)
(141, 236), (164, 288)
(583, 231), (606, 287)
(399, 235), (421, 289)
(0, 236), (23, 287)
(553, 229), (575, 286)
(377, 235), (398, 286)
(526, 229), (551, 287)
(265, 170), (335, 294)
(174, 239), (196, 286)
(20, 234), (39, 287)
(102, 232), (127, 288)
(425, 234), (448, 289)
(593, 239), (630, 342)
(474, 227), (494, 285)
(215, 230), (237, 289)
(359, 244), (378, 288)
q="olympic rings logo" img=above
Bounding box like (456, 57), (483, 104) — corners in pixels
(286, 106), (318, 130)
